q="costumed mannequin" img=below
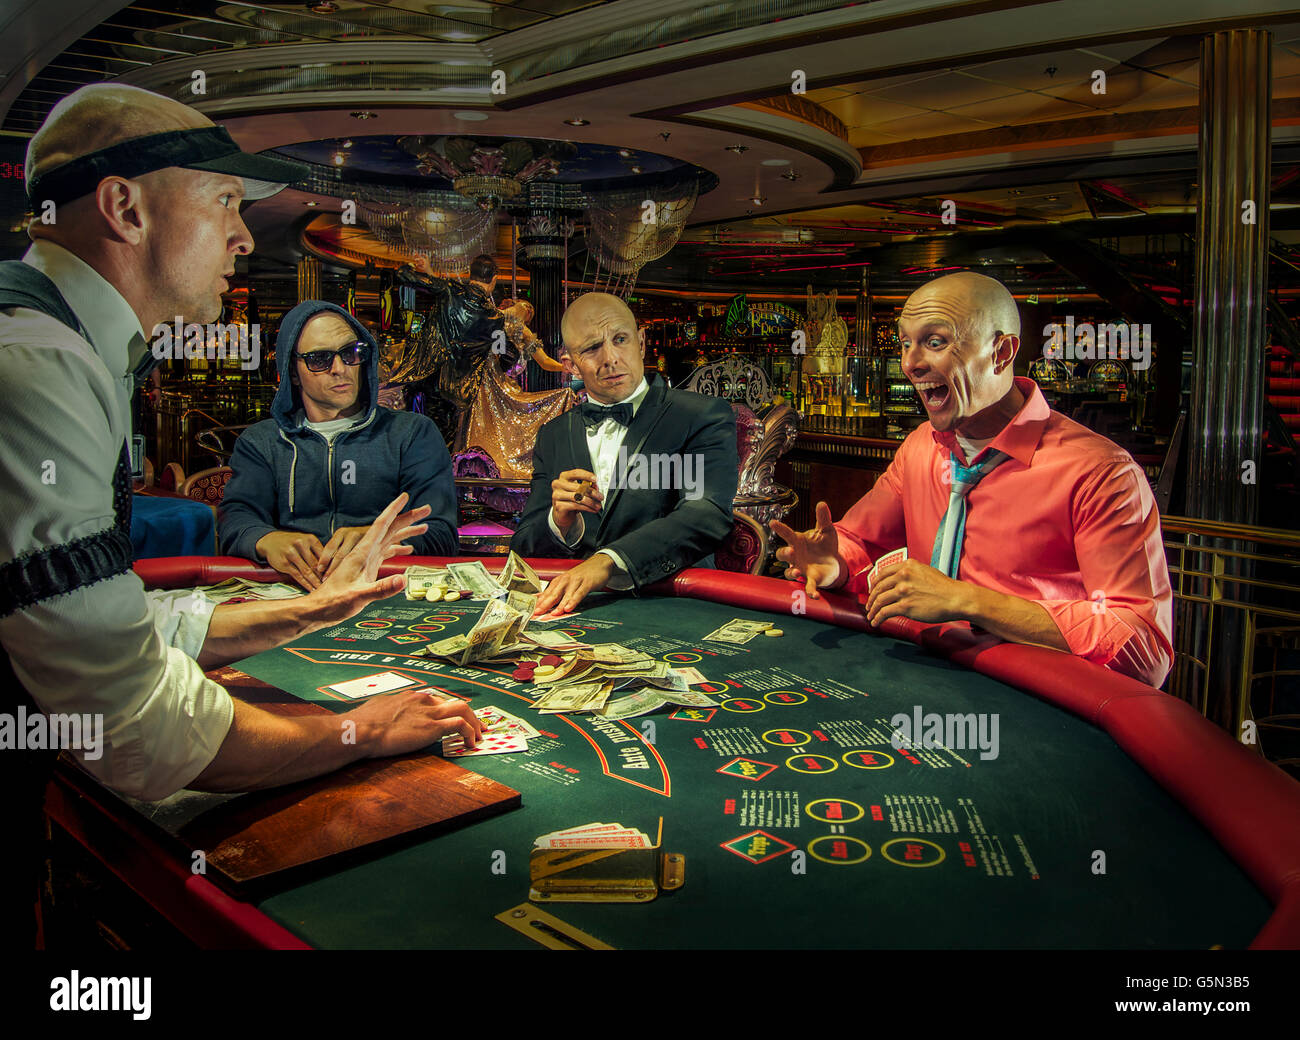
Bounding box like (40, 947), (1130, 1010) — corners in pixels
(391, 254), (574, 479)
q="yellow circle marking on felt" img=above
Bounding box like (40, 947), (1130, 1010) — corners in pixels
(784, 754), (838, 774)
(843, 750), (895, 769)
(808, 835), (871, 865)
(880, 838), (946, 868)
(804, 798), (865, 824)
(762, 728), (811, 747)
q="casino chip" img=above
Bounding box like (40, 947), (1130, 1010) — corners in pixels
(764, 629), (784, 637)
(444, 591), (461, 601)
(540, 654), (563, 666)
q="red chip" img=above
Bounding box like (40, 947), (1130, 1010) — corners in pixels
(512, 667), (534, 681)
(541, 655), (563, 666)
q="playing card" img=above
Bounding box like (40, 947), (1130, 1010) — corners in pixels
(867, 547), (908, 591)
(442, 731), (528, 757)
(326, 671), (419, 699)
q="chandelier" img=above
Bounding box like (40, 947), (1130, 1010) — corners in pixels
(397, 136), (571, 210)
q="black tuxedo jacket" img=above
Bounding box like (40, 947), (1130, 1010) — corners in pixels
(509, 376), (738, 588)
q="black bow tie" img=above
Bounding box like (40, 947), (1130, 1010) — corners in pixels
(580, 400), (634, 430)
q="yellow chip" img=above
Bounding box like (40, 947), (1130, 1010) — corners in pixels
(408, 587), (427, 600)
(427, 587), (443, 602)
(444, 591), (461, 602)
(763, 628), (784, 637)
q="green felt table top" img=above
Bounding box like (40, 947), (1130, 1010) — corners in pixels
(232, 592), (1270, 950)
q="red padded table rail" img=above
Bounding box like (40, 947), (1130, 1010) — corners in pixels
(125, 557), (1300, 950)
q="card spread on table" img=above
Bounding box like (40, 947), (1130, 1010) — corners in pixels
(326, 671), (419, 699)
(443, 731), (528, 757)
(442, 705), (537, 757)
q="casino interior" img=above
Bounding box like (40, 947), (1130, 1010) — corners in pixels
(4, 1), (1300, 954)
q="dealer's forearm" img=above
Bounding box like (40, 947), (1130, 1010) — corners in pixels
(196, 596), (334, 670)
(189, 700), (372, 792)
(962, 585), (1070, 653)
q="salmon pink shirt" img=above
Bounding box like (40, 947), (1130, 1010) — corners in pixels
(834, 378), (1174, 687)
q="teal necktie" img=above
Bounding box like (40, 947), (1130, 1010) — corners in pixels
(930, 450), (1010, 579)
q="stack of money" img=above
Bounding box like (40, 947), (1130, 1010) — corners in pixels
(415, 610), (719, 720)
(499, 550), (545, 595)
(445, 560), (507, 601)
(404, 566), (461, 602)
(194, 577), (304, 602)
(419, 596), (531, 667)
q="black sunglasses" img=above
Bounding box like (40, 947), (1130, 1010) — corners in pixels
(294, 342), (370, 372)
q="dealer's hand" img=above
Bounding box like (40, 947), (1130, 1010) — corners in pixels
(309, 493), (431, 623)
(550, 468), (603, 537)
(771, 501), (845, 598)
(316, 525), (370, 579)
(350, 689), (483, 754)
(257, 530), (326, 590)
(534, 554), (616, 617)
(864, 559), (973, 627)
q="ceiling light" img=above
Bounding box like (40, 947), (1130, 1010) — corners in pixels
(750, 195), (766, 206)
(726, 145), (749, 155)
(564, 117), (590, 126)
(442, 30), (476, 41)
(781, 170), (800, 182)
(761, 158), (791, 166)
(630, 165), (643, 174)
(342, 139), (353, 148)
(332, 152), (346, 166)
(305, 201), (318, 207)
(308, 1), (338, 13)
(453, 110), (489, 122)
(350, 111), (378, 120)
(618, 149), (631, 158)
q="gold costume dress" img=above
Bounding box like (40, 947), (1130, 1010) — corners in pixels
(390, 281), (574, 479)
(460, 303), (575, 480)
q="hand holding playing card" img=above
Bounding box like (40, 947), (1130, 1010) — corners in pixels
(346, 688), (483, 757)
(864, 558), (972, 627)
(771, 501), (846, 599)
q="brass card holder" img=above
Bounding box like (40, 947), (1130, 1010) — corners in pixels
(528, 818), (685, 903)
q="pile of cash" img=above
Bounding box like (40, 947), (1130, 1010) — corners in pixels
(403, 565), (459, 601)
(194, 576), (304, 602)
(416, 622), (717, 720)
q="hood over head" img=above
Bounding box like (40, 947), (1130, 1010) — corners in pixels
(272, 300), (379, 429)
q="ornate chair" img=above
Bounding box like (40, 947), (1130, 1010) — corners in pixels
(180, 466), (234, 505)
(681, 355), (773, 412)
(682, 359), (799, 574)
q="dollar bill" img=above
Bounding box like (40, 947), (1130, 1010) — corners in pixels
(499, 550), (544, 594)
(446, 560), (506, 600)
(457, 597), (525, 666)
(404, 565), (451, 599)
(702, 619), (774, 644)
(599, 689), (672, 721)
(533, 680), (612, 714)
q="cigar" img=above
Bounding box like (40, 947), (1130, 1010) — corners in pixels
(574, 478), (593, 503)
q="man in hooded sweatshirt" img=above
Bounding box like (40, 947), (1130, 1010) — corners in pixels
(220, 301), (459, 589)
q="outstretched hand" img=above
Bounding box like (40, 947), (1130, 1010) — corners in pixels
(771, 501), (844, 599)
(310, 493), (431, 622)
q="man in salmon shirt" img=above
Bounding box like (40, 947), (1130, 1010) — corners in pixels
(772, 271), (1173, 687)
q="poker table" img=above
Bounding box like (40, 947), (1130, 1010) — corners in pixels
(44, 557), (1300, 950)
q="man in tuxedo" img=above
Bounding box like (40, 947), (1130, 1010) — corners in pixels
(511, 293), (738, 615)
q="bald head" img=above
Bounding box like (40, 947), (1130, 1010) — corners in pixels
(901, 271), (1020, 343)
(26, 84), (213, 187)
(560, 293), (636, 353)
(560, 292), (644, 403)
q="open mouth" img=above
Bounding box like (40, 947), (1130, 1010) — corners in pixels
(915, 381), (951, 410)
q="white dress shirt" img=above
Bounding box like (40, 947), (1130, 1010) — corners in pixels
(546, 377), (650, 588)
(0, 240), (232, 800)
